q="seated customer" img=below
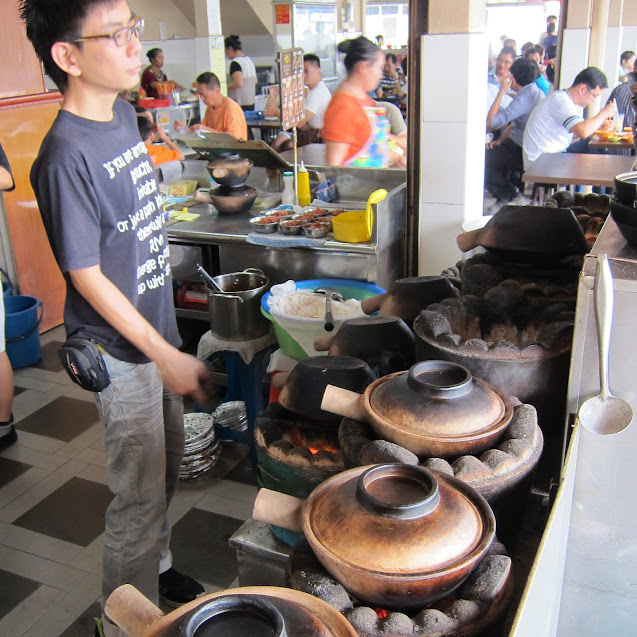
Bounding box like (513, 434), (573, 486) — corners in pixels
(174, 72), (247, 141)
(271, 54), (332, 152)
(523, 67), (617, 169)
(138, 116), (184, 166)
(523, 46), (550, 95)
(485, 57), (543, 206)
(376, 53), (405, 102)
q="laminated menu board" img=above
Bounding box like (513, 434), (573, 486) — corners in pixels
(278, 48), (305, 131)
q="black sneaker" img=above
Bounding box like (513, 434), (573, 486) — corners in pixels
(0, 426), (17, 452)
(159, 567), (204, 607)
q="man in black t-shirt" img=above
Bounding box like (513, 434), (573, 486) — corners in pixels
(0, 142), (16, 452)
(21, 1), (209, 635)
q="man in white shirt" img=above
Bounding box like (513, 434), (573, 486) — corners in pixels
(522, 66), (617, 169)
(272, 54), (332, 152)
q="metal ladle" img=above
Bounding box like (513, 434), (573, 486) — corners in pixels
(577, 253), (633, 435)
(196, 264), (223, 292)
(314, 287), (344, 332)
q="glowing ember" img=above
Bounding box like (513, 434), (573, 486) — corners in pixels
(374, 608), (389, 619)
(283, 425), (339, 454)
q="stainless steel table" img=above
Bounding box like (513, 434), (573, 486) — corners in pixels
(511, 216), (637, 636)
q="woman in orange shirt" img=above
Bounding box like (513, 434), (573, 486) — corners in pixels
(322, 37), (386, 166)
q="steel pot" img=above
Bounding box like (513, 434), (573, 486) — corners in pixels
(206, 268), (269, 340)
(321, 361), (513, 458)
(253, 463), (495, 610)
(105, 584), (357, 637)
(206, 153), (253, 187)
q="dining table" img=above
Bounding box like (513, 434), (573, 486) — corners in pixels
(588, 133), (635, 153)
(246, 116), (282, 144)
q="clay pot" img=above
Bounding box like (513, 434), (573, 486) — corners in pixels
(209, 185), (258, 214)
(321, 361), (513, 458)
(206, 153), (253, 187)
(105, 584), (357, 637)
(253, 463), (495, 610)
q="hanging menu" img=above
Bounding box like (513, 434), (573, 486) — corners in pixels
(278, 48), (304, 131)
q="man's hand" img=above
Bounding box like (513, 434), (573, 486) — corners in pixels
(487, 138), (503, 149)
(156, 349), (211, 407)
(191, 124), (217, 133)
(174, 120), (188, 133)
(499, 73), (513, 94)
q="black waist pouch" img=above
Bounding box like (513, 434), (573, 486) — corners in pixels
(58, 337), (110, 392)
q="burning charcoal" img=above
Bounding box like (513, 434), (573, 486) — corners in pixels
(490, 340), (519, 358)
(539, 302), (570, 324)
(463, 263), (503, 289)
(379, 612), (414, 635)
(412, 608), (457, 632)
(458, 554), (511, 603)
(519, 282), (545, 297)
(269, 439), (294, 454)
(479, 448), (514, 473)
(287, 446), (314, 461)
(255, 417), (284, 444)
(481, 286), (524, 327)
(359, 440), (419, 466)
(417, 310), (452, 338)
(440, 297), (468, 334)
(426, 302), (452, 324)
(290, 570), (353, 613)
(544, 284), (570, 298)
(537, 321), (574, 351)
(452, 455), (493, 481)
(422, 457), (454, 475)
(463, 338), (489, 351)
(506, 404), (538, 440)
(344, 607), (380, 634)
(519, 343), (546, 358)
(552, 190), (575, 207)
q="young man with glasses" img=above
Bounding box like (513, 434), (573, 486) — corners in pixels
(522, 66), (616, 169)
(20, 1), (208, 635)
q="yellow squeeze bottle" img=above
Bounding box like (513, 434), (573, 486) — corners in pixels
(297, 161), (311, 207)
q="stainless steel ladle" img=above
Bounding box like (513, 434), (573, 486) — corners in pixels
(577, 253), (633, 435)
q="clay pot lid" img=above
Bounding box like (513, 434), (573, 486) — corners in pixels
(368, 361), (510, 440)
(303, 464), (495, 576)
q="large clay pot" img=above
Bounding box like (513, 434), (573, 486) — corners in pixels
(105, 584), (357, 637)
(320, 361), (513, 458)
(253, 463), (495, 610)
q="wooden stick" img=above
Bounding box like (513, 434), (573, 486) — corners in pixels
(253, 488), (304, 533)
(104, 585), (164, 637)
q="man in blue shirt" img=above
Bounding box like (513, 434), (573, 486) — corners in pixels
(485, 57), (544, 207)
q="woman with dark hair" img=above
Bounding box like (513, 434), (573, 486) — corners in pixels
(140, 48), (184, 98)
(322, 37), (391, 166)
(224, 35), (257, 111)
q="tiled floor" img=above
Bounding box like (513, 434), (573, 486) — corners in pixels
(0, 326), (259, 637)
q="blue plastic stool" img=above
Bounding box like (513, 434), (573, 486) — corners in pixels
(203, 344), (276, 465)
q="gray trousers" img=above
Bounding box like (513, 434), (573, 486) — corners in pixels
(96, 353), (184, 623)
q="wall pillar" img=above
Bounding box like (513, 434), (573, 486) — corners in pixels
(621, 1), (637, 57)
(417, 0), (487, 276)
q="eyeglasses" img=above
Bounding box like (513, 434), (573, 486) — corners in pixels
(72, 16), (144, 47)
(585, 86), (602, 100)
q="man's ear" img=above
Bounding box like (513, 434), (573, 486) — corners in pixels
(51, 41), (82, 78)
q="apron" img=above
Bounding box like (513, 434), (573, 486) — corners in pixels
(345, 103), (390, 168)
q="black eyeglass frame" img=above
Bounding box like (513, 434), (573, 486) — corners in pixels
(71, 16), (144, 47)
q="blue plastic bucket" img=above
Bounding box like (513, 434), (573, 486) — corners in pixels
(4, 295), (43, 368)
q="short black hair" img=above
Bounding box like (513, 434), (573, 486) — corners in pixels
(621, 50), (635, 63)
(498, 47), (516, 60)
(303, 53), (320, 68)
(137, 115), (153, 141)
(19, 0), (120, 93)
(572, 66), (608, 91)
(385, 53), (397, 64)
(547, 15), (557, 22)
(510, 58), (540, 86)
(521, 42), (535, 54)
(523, 46), (541, 59)
(147, 48), (162, 63)
(224, 35), (242, 51)
(196, 72), (220, 90)
(344, 36), (381, 74)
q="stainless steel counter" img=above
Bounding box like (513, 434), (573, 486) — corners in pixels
(167, 166), (406, 289)
(510, 216), (637, 636)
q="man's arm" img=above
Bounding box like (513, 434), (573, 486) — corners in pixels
(570, 100), (617, 139)
(0, 166), (13, 191)
(487, 75), (512, 130)
(69, 265), (208, 403)
(155, 128), (185, 161)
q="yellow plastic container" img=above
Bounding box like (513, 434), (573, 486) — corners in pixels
(332, 189), (387, 243)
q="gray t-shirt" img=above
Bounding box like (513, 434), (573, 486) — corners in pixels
(31, 99), (180, 363)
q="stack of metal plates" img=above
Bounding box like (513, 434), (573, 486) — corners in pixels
(213, 401), (248, 432)
(179, 412), (221, 480)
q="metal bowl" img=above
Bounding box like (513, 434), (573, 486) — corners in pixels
(250, 216), (279, 233)
(279, 219), (304, 235)
(303, 223), (329, 239)
(206, 153), (253, 187)
(210, 185), (258, 215)
(265, 209), (294, 221)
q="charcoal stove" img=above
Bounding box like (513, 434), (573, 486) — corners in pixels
(413, 286), (574, 432)
(287, 538), (513, 637)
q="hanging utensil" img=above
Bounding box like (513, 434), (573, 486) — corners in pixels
(314, 287), (344, 332)
(577, 254), (633, 435)
(196, 264), (223, 292)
